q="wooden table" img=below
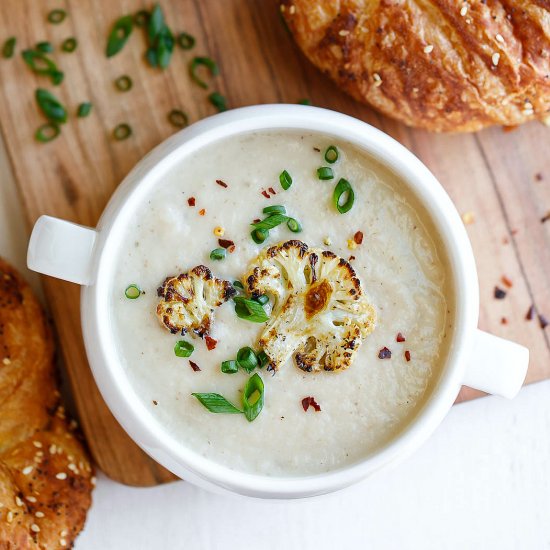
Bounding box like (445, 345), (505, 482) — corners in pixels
(0, 0), (548, 486)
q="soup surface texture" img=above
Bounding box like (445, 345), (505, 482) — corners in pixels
(110, 131), (451, 476)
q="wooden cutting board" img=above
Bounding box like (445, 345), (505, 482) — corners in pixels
(0, 0), (548, 487)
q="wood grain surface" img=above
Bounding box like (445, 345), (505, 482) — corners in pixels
(0, 0), (548, 486)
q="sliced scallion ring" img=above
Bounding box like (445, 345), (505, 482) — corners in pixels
(221, 359), (239, 374)
(286, 217), (302, 233)
(234, 297), (269, 323)
(242, 373), (265, 422)
(189, 56), (219, 89)
(257, 350), (270, 369)
(51, 70), (64, 85)
(251, 228), (269, 244)
(333, 178), (355, 214)
(251, 213), (288, 231)
(36, 41), (53, 53)
(317, 166), (334, 180)
(115, 75), (133, 91)
(2, 37), (16, 58)
(279, 169), (292, 190)
(174, 340), (194, 358)
(177, 32), (195, 50)
(61, 37), (77, 53)
(35, 89), (67, 124)
(236, 347), (259, 373)
(124, 284), (141, 299)
(208, 91), (227, 112)
(47, 9), (67, 24)
(262, 205), (286, 215)
(35, 122), (60, 143)
(113, 123), (132, 141)
(324, 145), (339, 164)
(77, 102), (92, 117)
(210, 248), (226, 261)
(106, 14), (133, 57)
(167, 109), (188, 128)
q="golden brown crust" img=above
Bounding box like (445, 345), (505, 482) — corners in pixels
(0, 259), (93, 549)
(281, 0), (550, 132)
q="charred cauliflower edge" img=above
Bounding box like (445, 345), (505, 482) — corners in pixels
(244, 240), (376, 373)
(156, 265), (236, 337)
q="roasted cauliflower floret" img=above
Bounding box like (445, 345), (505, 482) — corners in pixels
(156, 265), (236, 337)
(244, 240), (376, 373)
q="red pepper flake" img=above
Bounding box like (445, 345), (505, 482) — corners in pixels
(539, 314), (549, 330)
(261, 190), (270, 199)
(152, 400), (158, 406)
(204, 336), (217, 350)
(535, 172), (544, 182)
(501, 276), (513, 288)
(218, 238), (235, 249)
(511, 229), (518, 235)
(396, 332), (406, 342)
(189, 360), (201, 372)
(215, 179), (228, 188)
(494, 286), (506, 299)
(301, 396), (321, 412)
(268, 187), (277, 195)
(199, 208), (206, 216)
(348, 255), (355, 262)
(378, 347), (392, 359)
(253, 218), (261, 224)
(353, 231), (364, 245)
(541, 212), (550, 224)
(404, 350), (411, 362)
(228, 245), (236, 253)
(501, 317), (508, 325)
(187, 197), (196, 207)
(526, 305), (535, 321)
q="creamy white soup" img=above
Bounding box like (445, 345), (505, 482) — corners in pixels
(110, 131), (452, 476)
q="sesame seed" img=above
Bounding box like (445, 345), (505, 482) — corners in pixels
(6, 511), (13, 523)
(460, 4), (468, 16)
(67, 455), (74, 462)
(339, 30), (350, 36)
(68, 463), (78, 473)
(31, 524), (40, 533)
(55, 472), (67, 480)
(15, 496), (23, 507)
(61, 530), (68, 537)
(91, 476), (97, 486)
(26, 496), (37, 503)
(424, 44), (434, 54)
(60, 539), (67, 547)
(492, 52), (500, 66)
(32, 441), (42, 448)
(373, 72), (382, 87)
(35, 511), (45, 518)
(2, 357), (11, 365)
(22, 466), (33, 475)
(280, 4), (285, 12)
(289, 4), (296, 14)
(496, 34), (505, 43)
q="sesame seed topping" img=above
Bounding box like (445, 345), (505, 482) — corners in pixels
(492, 52), (500, 66)
(339, 30), (350, 36)
(2, 357), (11, 365)
(288, 4), (296, 14)
(424, 44), (434, 54)
(6, 511), (13, 523)
(280, 4), (285, 12)
(35, 511), (45, 518)
(15, 496), (23, 507)
(496, 34), (505, 43)
(91, 476), (97, 486)
(60, 539), (67, 547)
(22, 466), (33, 475)
(31, 524), (40, 533)
(61, 529), (68, 537)
(49, 444), (57, 454)
(32, 441), (42, 448)
(55, 472), (67, 480)
(68, 463), (78, 472)
(26, 496), (37, 503)
(460, 5), (468, 16)
(373, 72), (382, 87)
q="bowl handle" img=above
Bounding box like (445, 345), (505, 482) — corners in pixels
(461, 329), (529, 399)
(27, 215), (97, 286)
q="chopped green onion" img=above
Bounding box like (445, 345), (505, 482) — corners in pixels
(251, 213), (288, 231)
(22, 50), (63, 85)
(191, 393), (242, 414)
(255, 295), (269, 306)
(324, 145), (339, 164)
(61, 37), (77, 53)
(47, 9), (67, 24)
(124, 284), (141, 299)
(234, 297), (269, 323)
(242, 373), (264, 422)
(262, 205), (286, 215)
(77, 102), (92, 118)
(134, 10), (150, 27)
(2, 37), (16, 58)
(279, 170), (292, 190)
(189, 56), (219, 89)
(233, 280), (244, 290)
(115, 75), (133, 91)
(251, 228), (269, 244)
(236, 347), (259, 373)
(106, 14), (133, 57)
(286, 217), (302, 233)
(113, 123), (132, 141)
(208, 91), (227, 112)
(221, 360), (239, 374)
(35, 122), (60, 143)
(36, 41), (53, 53)
(167, 109), (188, 128)
(35, 89), (67, 124)
(174, 340), (194, 358)
(298, 98), (312, 105)
(146, 4), (174, 69)
(317, 167), (334, 180)
(257, 350), (270, 368)
(177, 32), (195, 50)
(210, 248), (226, 261)
(333, 178), (355, 214)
